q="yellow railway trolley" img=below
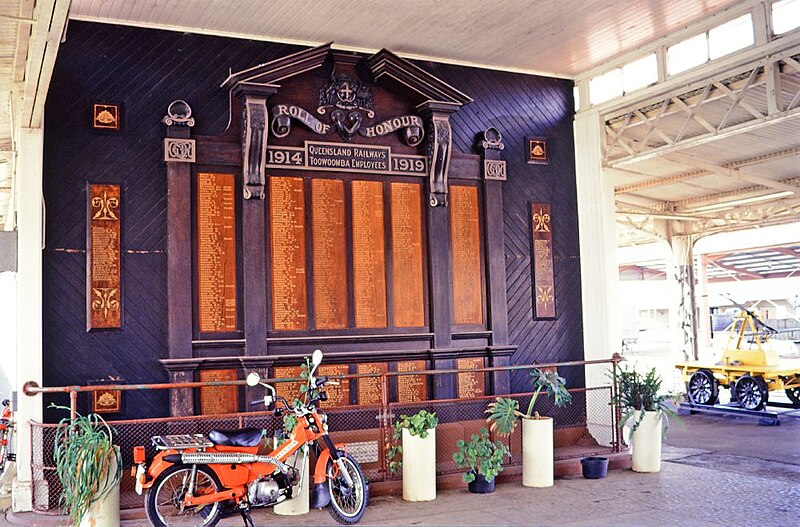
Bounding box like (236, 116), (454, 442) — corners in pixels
(676, 311), (800, 410)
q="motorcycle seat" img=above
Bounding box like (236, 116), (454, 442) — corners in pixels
(209, 428), (263, 447)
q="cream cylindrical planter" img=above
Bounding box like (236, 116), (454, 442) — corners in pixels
(80, 448), (120, 527)
(275, 446), (309, 515)
(522, 417), (553, 488)
(402, 427), (436, 501)
(631, 410), (662, 473)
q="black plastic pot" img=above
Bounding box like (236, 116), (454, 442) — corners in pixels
(467, 472), (496, 493)
(580, 456), (609, 479)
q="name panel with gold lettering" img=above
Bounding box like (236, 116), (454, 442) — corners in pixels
(270, 177), (308, 330)
(390, 182), (425, 327)
(456, 357), (485, 399)
(197, 173), (237, 333)
(357, 362), (388, 406)
(351, 180), (387, 328)
(396, 360), (428, 403)
(312, 178), (348, 329)
(199, 369), (238, 415)
(450, 185), (483, 325)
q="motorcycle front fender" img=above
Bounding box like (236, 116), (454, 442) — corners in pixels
(313, 442), (347, 485)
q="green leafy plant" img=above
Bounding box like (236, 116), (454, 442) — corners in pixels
(452, 428), (510, 483)
(611, 365), (681, 436)
(486, 367), (572, 435)
(387, 410), (438, 474)
(51, 404), (122, 527)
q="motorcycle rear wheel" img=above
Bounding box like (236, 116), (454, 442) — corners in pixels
(327, 452), (369, 524)
(145, 464), (223, 527)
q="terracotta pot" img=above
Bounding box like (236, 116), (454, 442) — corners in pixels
(402, 428), (436, 501)
(522, 416), (553, 487)
(631, 410), (662, 473)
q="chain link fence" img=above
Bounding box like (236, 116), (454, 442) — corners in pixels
(29, 358), (620, 512)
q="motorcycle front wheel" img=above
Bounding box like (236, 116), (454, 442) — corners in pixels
(327, 452), (369, 524)
(145, 464), (223, 527)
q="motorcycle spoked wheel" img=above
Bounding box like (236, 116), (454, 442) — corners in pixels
(326, 451), (369, 524)
(145, 464), (224, 527)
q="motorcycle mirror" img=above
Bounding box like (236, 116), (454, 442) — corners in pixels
(246, 372), (261, 387)
(311, 349), (323, 369)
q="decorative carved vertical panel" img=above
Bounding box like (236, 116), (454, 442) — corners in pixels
(199, 369), (238, 415)
(390, 182), (424, 327)
(531, 203), (556, 319)
(87, 184), (122, 330)
(351, 180), (387, 328)
(197, 173), (237, 333)
(270, 177), (308, 330)
(312, 178), (348, 329)
(450, 185), (483, 325)
(426, 114), (452, 207)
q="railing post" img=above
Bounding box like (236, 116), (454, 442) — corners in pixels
(611, 353), (622, 453)
(69, 389), (77, 420)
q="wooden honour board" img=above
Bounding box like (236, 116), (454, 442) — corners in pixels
(199, 369), (238, 415)
(197, 173), (237, 333)
(351, 180), (387, 328)
(397, 360), (427, 403)
(312, 178), (348, 329)
(531, 203), (556, 319)
(450, 185), (483, 325)
(87, 183), (122, 330)
(270, 177), (308, 330)
(390, 182), (424, 327)
(456, 357), (485, 399)
(318, 364), (350, 408)
(357, 362), (388, 406)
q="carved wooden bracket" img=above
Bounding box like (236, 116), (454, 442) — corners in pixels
(242, 96), (269, 199)
(233, 85), (278, 200)
(419, 102), (459, 207)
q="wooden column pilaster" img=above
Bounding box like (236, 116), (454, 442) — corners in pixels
(163, 102), (197, 416)
(234, 85), (278, 357)
(478, 127), (510, 394)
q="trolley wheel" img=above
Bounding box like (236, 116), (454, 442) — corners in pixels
(785, 386), (800, 408)
(735, 375), (768, 411)
(687, 370), (718, 405)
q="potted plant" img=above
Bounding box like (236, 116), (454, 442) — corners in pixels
(486, 367), (572, 487)
(612, 365), (680, 473)
(452, 428), (510, 493)
(388, 410), (438, 501)
(52, 406), (122, 527)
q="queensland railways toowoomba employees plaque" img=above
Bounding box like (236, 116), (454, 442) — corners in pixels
(266, 141), (427, 177)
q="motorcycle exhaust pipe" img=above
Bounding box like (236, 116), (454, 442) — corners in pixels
(171, 452), (290, 473)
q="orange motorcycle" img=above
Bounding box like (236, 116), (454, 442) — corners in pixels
(133, 350), (368, 526)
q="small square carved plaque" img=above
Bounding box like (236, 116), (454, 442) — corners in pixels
(164, 138), (196, 163)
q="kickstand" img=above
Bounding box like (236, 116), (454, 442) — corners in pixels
(240, 509), (255, 527)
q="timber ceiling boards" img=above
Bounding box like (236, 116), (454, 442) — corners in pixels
(67, 0), (741, 78)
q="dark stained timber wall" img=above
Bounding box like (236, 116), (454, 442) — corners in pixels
(43, 22), (581, 420)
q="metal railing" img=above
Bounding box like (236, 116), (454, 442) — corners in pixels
(25, 356), (622, 512)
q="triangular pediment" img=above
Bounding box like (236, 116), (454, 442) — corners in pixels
(222, 43), (471, 109)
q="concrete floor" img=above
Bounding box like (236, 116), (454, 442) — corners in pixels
(3, 412), (799, 526)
